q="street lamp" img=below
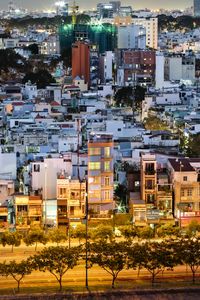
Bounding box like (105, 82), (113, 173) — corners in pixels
(85, 175), (89, 290)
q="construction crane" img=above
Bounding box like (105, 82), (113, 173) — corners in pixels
(70, 0), (79, 25)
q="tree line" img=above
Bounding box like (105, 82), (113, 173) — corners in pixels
(0, 238), (200, 292)
(1, 220), (200, 252)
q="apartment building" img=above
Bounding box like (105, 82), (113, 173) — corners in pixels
(132, 18), (158, 49)
(88, 132), (114, 215)
(14, 195), (43, 228)
(168, 158), (200, 226)
(57, 175), (86, 227)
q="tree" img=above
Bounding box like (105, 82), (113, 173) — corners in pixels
(120, 226), (138, 241)
(48, 228), (68, 246)
(186, 220), (200, 237)
(186, 133), (200, 158)
(31, 246), (81, 291)
(1, 231), (22, 252)
(144, 115), (169, 131)
(72, 224), (87, 245)
(114, 184), (128, 210)
(91, 225), (114, 242)
(0, 260), (33, 292)
(90, 241), (127, 288)
(22, 69), (56, 89)
(179, 238), (200, 283)
(157, 223), (181, 238)
(24, 229), (48, 251)
(138, 226), (154, 240)
(27, 43), (39, 55)
(140, 242), (177, 285)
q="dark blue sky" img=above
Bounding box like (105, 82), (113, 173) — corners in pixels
(0, 0), (193, 11)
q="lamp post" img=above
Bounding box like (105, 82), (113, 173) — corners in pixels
(85, 175), (89, 290)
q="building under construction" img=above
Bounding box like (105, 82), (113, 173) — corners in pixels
(59, 1), (117, 54)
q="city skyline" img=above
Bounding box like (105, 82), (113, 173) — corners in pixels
(1, 0), (193, 11)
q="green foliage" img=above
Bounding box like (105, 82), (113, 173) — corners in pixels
(144, 115), (170, 131)
(1, 231), (22, 252)
(114, 86), (146, 108)
(179, 238), (200, 283)
(48, 228), (67, 245)
(139, 242), (178, 284)
(185, 133), (200, 158)
(186, 220), (200, 237)
(27, 43), (39, 55)
(90, 241), (128, 288)
(138, 226), (154, 240)
(0, 260), (33, 292)
(91, 224), (114, 242)
(71, 224), (87, 244)
(0, 49), (23, 74)
(31, 246), (81, 291)
(22, 69), (56, 89)
(120, 226), (138, 240)
(24, 229), (48, 251)
(114, 184), (128, 209)
(157, 223), (181, 238)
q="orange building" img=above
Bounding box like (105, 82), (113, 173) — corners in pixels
(72, 41), (90, 85)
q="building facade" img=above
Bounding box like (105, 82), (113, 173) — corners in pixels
(72, 41), (90, 85)
(88, 132), (114, 215)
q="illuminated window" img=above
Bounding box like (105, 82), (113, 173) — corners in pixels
(104, 161), (110, 171)
(105, 190), (110, 200)
(187, 189), (192, 197)
(90, 190), (101, 199)
(89, 162), (101, 170)
(89, 148), (101, 155)
(104, 147), (110, 157)
(59, 188), (67, 198)
(105, 177), (110, 186)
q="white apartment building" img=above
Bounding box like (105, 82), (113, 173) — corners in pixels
(132, 18), (158, 49)
(99, 51), (113, 83)
(40, 35), (60, 55)
(117, 25), (146, 49)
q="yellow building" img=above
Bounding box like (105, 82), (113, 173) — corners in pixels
(14, 195), (43, 228)
(57, 175), (86, 227)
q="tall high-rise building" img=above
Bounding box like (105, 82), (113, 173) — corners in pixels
(194, 0), (200, 16)
(72, 41), (90, 85)
(88, 133), (114, 215)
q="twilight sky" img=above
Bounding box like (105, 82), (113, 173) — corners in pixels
(0, 0), (193, 11)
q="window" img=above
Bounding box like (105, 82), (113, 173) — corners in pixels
(104, 161), (110, 171)
(181, 189), (184, 197)
(90, 190), (101, 199)
(104, 190), (110, 200)
(104, 147), (110, 157)
(89, 162), (101, 170)
(187, 189), (192, 197)
(145, 180), (154, 189)
(183, 176), (187, 181)
(59, 188), (67, 198)
(89, 148), (101, 155)
(70, 206), (74, 215)
(105, 177), (110, 186)
(34, 164), (40, 172)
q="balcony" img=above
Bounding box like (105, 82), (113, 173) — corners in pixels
(145, 170), (156, 175)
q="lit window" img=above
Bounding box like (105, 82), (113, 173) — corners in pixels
(89, 148), (101, 155)
(104, 162), (110, 171)
(105, 190), (110, 200)
(105, 177), (110, 186)
(89, 162), (101, 170)
(104, 147), (110, 157)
